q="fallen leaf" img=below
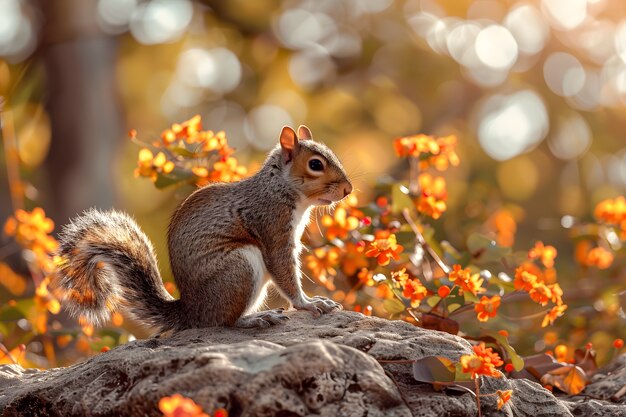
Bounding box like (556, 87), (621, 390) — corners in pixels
(540, 365), (588, 395)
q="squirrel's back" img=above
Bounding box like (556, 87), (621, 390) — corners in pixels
(53, 209), (180, 331)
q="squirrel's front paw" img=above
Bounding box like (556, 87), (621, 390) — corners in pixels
(295, 296), (343, 316)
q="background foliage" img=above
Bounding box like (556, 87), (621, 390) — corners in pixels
(0, 0), (625, 378)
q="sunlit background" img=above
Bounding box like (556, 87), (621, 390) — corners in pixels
(1, 0), (625, 359)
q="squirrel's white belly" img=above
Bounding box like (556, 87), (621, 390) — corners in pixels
(240, 245), (269, 313)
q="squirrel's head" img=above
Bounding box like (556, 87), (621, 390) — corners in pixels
(279, 125), (352, 206)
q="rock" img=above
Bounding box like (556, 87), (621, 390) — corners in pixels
(0, 311), (623, 416)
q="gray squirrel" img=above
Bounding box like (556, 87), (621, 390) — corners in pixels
(52, 125), (352, 333)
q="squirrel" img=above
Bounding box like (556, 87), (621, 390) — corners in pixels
(52, 125), (352, 333)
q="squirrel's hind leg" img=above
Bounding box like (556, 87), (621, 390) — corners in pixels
(235, 308), (289, 328)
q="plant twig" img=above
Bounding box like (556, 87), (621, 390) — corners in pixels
(0, 105), (24, 211)
(389, 286), (420, 322)
(403, 209), (450, 274)
(0, 343), (17, 364)
(0, 242), (20, 259)
(377, 358), (416, 364)
(475, 377), (482, 417)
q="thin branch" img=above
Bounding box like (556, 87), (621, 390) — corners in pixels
(377, 358), (416, 364)
(0, 343), (17, 365)
(403, 209), (450, 274)
(475, 378), (482, 417)
(0, 106), (24, 211)
(0, 242), (20, 259)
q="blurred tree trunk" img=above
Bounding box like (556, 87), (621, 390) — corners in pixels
(39, 0), (124, 225)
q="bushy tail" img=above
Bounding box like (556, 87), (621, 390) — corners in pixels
(52, 209), (179, 332)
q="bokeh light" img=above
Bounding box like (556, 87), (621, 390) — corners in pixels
(475, 25), (518, 70)
(543, 52), (586, 97)
(478, 90), (549, 161)
(129, 0), (193, 45)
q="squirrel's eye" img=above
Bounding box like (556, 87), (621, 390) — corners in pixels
(308, 159), (324, 172)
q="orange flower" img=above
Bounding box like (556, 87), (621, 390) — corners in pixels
(528, 241), (557, 268)
(193, 157), (247, 186)
(0, 344), (26, 366)
(460, 342), (503, 379)
(594, 196), (626, 225)
(357, 268), (375, 287)
(414, 173), (448, 219)
(448, 265), (485, 296)
(305, 247), (341, 291)
(159, 115), (234, 157)
(474, 295), (501, 322)
(586, 246), (614, 270)
(390, 268), (410, 285)
(0, 262), (27, 296)
(134, 149), (175, 181)
(548, 283), (563, 306)
(428, 135), (460, 171)
(402, 278), (429, 307)
(437, 285), (451, 298)
(4, 208), (59, 273)
(158, 394), (210, 417)
(365, 234), (404, 266)
(528, 283), (552, 306)
(211, 157), (247, 183)
(34, 277), (61, 334)
(488, 209), (517, 247)
(415, 196), (447, 220)
(393, 134), (439, 158)
(542, 304), (567, 327)
(514, 264), (539, 291)
(341, 242), (368, 276)
(321, 207), (360, 240)
(4, 208), (56, 251)
(391, 268), (428, 306)
(161, 115), (203, 145)
(613, 339), (624, 349)
(496, 390), (512, 410)
(418, 173), (447, 199)
(394, 134), (460, 171)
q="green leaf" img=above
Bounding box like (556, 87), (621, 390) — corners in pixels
(413, 356), (456, 383)
(467, 233), (511, 263)
(154, 169), (193, 189)
(14, 299), (35, 318)
(447, 303), (462, 313)
(463, 291), (479, 304)
(395, 231), (416, 247)
(426, 296), (441, 308)
(412, 356), (472, 383)
(480, 329), (525, 371)
(0, 307), (25, 322)
(391, 184), (414, 213)
(383, 298), (406, 314)
(169, 146), (197, 158)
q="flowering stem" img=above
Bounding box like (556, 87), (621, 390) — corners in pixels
(475, 378), (482, 417)
(402, 209), (450, 274)
(0, 105), (24, 211)
(391, 287), (421, 322)
(0, 242), (20, 259)
(449, 291), (525, 317)
(409, 157), (421, 196)
(0, 343), (17, 364)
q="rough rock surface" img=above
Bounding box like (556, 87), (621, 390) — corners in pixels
(0, 311), (623, 417)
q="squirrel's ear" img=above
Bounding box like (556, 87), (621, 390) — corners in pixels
(297, 125), (313, 140)
(279, 126), (299, 164)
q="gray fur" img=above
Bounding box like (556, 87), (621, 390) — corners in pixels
(53, 133), (352, 333)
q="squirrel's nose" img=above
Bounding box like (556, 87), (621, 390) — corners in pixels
(343, 182), (353, 197)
